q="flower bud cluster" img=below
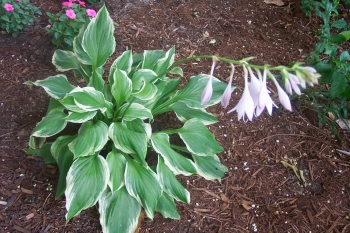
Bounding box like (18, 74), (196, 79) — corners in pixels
(201, 57), (320, 121)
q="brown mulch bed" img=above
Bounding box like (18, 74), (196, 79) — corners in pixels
(1, 0), (350, 232)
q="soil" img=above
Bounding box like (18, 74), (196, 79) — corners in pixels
(1, 0), (350, 232)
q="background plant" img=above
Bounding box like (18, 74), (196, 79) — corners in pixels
(46, 1), (97, 50)
(0, 0), (41, 37)
(299, 0), (350, 134)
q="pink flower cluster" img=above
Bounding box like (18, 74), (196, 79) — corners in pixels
(61, 0), (96, 19)
(3, 3), (14, 12)
(201, 57), (320, 121)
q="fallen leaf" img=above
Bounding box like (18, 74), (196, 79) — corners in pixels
(264, 0), (285, 6)
(220, 193), (230, 203)
(26, 213), (35, 220)
(328, 112), (350, 130)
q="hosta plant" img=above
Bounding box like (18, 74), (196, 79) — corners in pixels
(24, 6), (228, 233)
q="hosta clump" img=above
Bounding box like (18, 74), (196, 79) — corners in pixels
(24, 6), (227, 233)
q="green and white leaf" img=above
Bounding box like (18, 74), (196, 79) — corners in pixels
(68, 87), (107, 112)
(23, 143), (56, 164)
(69, 121), (108, 159)
(118, 103), (153, 121)
(153, 46), (175, 76)
(60, 95), (85, 113)
(64, 111), (97, 123)
(151, 133), (196, 176)
(109, 50), (133, 80)
(169, 102), (218, 125)
(109, 122), (148, 165)
(73, 18), (92, 65)
(99, 187), (141, 233)
(25, 75), (74, 100)
(31, 110), (67, 137)
(110, 69), (132, 108)
(177, 119), (223, 156)
(142, 50), (166, 69)
(65, 155), (109, 220)
(52, 49), (81, 71)
(125, 119), (152, 139)
(89, 69), (105, 93)
(157, 156), (190, 203)
(155, 192), (180, 220)
(51, 135), (76, 199)
(106, 149), (126, 192)
(192, 154), (228, 181)
(168, 66), (183, 77)
(125, 159), (162, 219)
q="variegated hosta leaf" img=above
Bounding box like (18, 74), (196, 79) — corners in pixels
(52, 49), (81, 71)
(142, 50), (166, 69)
(60, 95), (85, 113)
(64, 111), (97, 123)
(168, 102), (218, 125)
(73, 18), (92, 65)
(51, 135), (76, 199)
(23, 143), (55, 164)
(65, 155), (109, 221)
(109, 122), (148, 165)
(31, 110), (67, 137)
(125, 119), (152, 140)
(157, 156), (190, 203)
(133, 81), (158, 101)
(46, 98), (65, 114)
(132, 69), (158, 88)
(153, 46), (175, 76)
(192, 154), (228, 181)
(82, 6), (115, 69)
(168, 66), (183, 77)
(172, 74), (228, 108)
(68, 87), (107, 112)
(24, 74), (74, 100)
(177, 119), (223, 156)
(125, 159), (162, 219)
(110, 69), (132, 108)
(117, 103), (153, 121)
(150, 132), (196, 176)
(106, 149), (126, 192)
(155, 192), (180, 220)
(99, 187), (141, 233)
(109, 50), (133, 83)
(89, 69), (105, 93)
(68, 121), (108, 159)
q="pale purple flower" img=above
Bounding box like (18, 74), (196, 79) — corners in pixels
(284, 78), (292, 95)
(201, 56), (218, 105)
(248, 67), (261, 108)
(86, 9), (96, 18)
(221, 64), (235, 108)
(256, 68), (276, 116)
(228, 66), (255, 121)
(4, 3), (14, 11)
(296, 66), (320, 86)
(270, 74), (292, 111)
(66, 9), (76, 19)
(288, 73), (301, 95)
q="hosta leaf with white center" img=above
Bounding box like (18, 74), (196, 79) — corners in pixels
(31, 110), (67, 137)
(150, 133), (196, 176)
(68, 121), (108, 159)
(52, 49), (81, 71)
(132, 69), (158, 100)
(156, 192), (180, 220)
(172, 74), (228, 108)
(64, 111), (97, 123)
(51, 135), (76, 199)
(73, 18), (92, 65)
(106, 149), (126, 192)
(142, 50), (166, 69)
(60, 95), (85, 113)
(125, 159), (162, 219)
(125, 119), (152, 140)
(117, 103), (153, 121)
(177, 119), (223, 156)
(192, 154), (228, 181)
(68, 87), (107, 112)
(99, 187), (141, 233)
(110, 69), (132, 108)
(168, 102), (218, 125)
(157, 156), (190, 203)
(65, 155), (109, 221)
(109, 122), (148, 166)
(24, 75), (74, 100)
(82, 6), (115, 69)
(109, 50), (133, 81)
(153, 46), (175, 76)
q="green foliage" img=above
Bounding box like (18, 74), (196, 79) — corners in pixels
(0, 0), (41, 37)
(299, 0), (350, 132)
(24, 6), (227, 233)
(86, 0), (103, 3)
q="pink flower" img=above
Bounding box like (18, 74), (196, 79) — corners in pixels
(221, 64), (235, 108)
(228, 66), (255, 121)
(46, 24), (51, 28)
(78, 0), (86, 7)
(62, 1), (73, 7)
(201, 56), (218, 105)
(17, 0), (20, 2)
(65, 9), (76, 19)
(86, 9), (96, 18)
(3, 3), (14, 12)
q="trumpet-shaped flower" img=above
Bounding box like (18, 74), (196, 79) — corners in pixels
(248, 67), (261, 108)
(201, 56), (218, 105)
(4, 3), (14, 11)
(221, 64), (235, 108)
(288, 73), (301, 95)
(66, 9), (76, 19)
(228, 66), (255, 121)
(270, 74), (292, 111)
(256, 68), (276, 116)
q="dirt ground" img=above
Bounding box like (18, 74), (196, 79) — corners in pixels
(1, 0), (350, 232)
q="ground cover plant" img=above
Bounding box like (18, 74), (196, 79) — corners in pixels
(22, 5), (320, 233)
(1, 0), (350, 232)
